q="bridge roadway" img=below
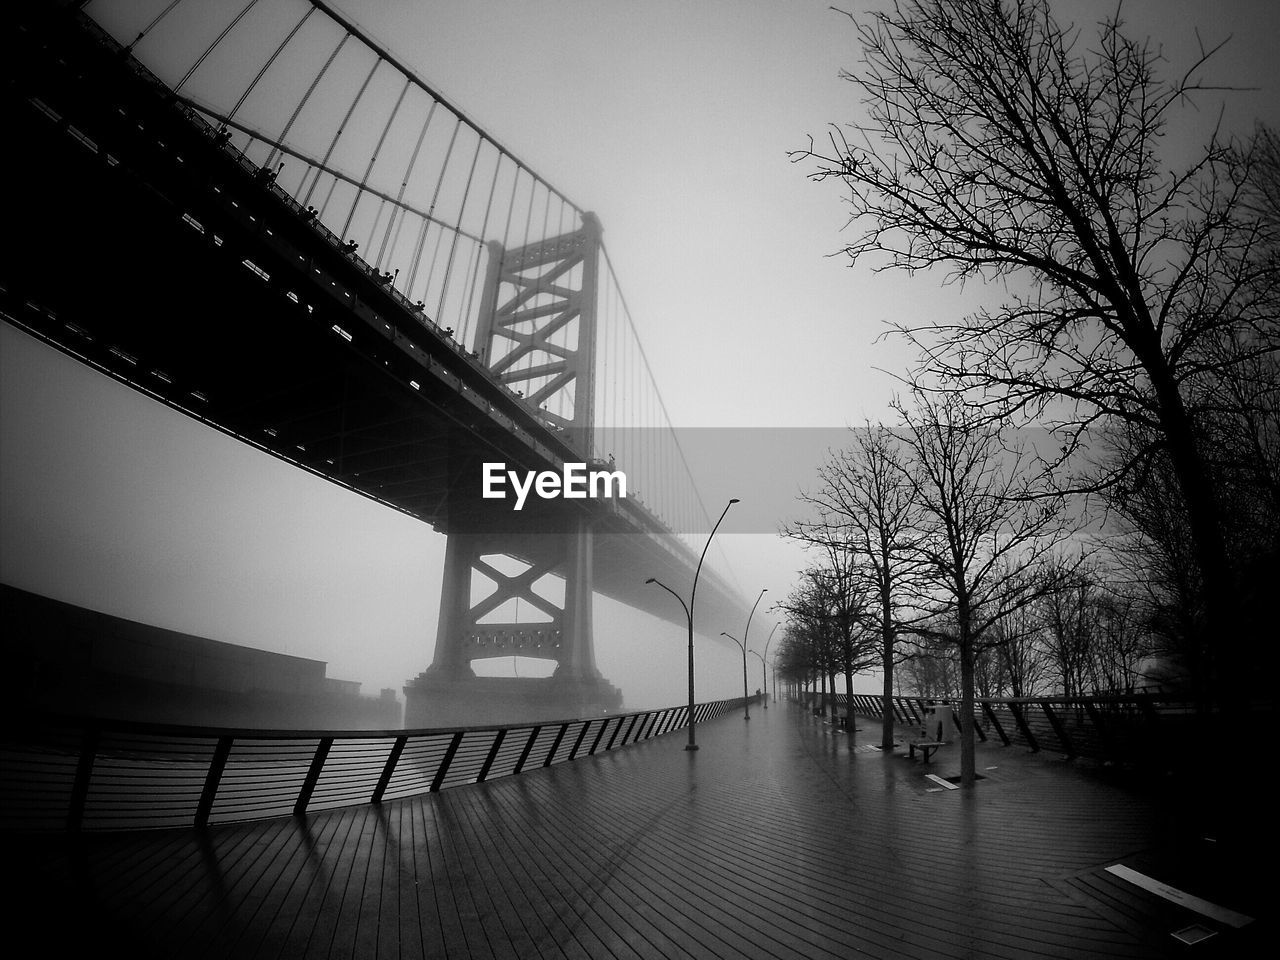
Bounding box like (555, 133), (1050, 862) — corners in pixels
(6, 704), (1264, 959)
(1, 5), (744, 635)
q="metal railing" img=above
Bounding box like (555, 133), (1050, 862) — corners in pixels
(810, 691), (1231, 765)
(0, 697), (752, 833)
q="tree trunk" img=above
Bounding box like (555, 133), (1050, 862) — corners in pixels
(1147, 347), (1232, 700)
(959, 637), (976, 787)
(844, 646), (855, 731)
(881, 620), (895, 750)
(958, 596), (976, 788)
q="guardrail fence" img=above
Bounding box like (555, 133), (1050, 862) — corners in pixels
(809, 692), (1242, 766)
(1, 697), (752, 833)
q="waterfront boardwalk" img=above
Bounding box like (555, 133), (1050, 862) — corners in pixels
(7, 703), (1265, 959)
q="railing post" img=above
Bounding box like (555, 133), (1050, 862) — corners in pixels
(649, 709), (668, 737)
(196, 735), (233, 829)
(372, 735), (407, 804)
(1041, 701), (1076, 758)
(1008, 701), (1039, 752)
(567, 722), (591, 760)
(899, 698), (919, 724)
(294, 737), (333, 817)
(982, 702), (1011, 746)
(615, 715), (635, 747)
(961, 704), (986, 742)
(654, 709), (674, 736)
(430, 732), (464, 792)
(513, 726), (542, 774)
(588, 719), (610, 755)
(1083, 700), (1114, 757)
(648, 710), (666, 738)
(609, 716), (629, 757)
(667, 707), (685, 734)
(675, 706), (690, 729)
(606, 716), (632, 751)
(68, 726), (100, 832)
(476, 729), (507, 782)
(544, 723), (569, 767)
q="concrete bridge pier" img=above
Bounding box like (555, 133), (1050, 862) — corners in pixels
(404, 518), (621, 727)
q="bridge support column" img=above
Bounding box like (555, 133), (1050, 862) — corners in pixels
(404, 210), (621, 727)
(405, 522), (620, 727)
(424, 532), (484, 681)
(556, 517), (598, 682)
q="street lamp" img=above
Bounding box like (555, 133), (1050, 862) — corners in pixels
(721, 631), (750, 720)
(726, 587), (767, 719)
(647, 497), (738, 751)
(750, 622), (779, 709)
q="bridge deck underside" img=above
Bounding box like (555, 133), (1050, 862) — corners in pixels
(8, 706), (1265, 959)
(1, 9), (743, 632)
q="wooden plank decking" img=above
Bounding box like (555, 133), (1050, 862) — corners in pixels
(3, 703), (1267, 959)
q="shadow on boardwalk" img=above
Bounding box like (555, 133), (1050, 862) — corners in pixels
(5, 703), (1269, 959)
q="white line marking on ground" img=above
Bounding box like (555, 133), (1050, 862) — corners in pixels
(925, 774), (958, 790)
(1105, 864), (1253, 928)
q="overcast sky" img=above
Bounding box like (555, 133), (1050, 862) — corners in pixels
(3, 0), (1278, 709)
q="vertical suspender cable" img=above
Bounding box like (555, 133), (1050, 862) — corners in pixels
(304, 54), (381, 213)
(435, 134), (483, 343)
(226, 7), (315, 126)
(460, 147), (504, 346)
(175, 0), (262, 94)
(363, 200), (389, 264)
(376, 99), (436, 268)
(343, 75), (411, 242)
(602, 248), (715, 534)
(419, 116), (462, 304)
(124, 0), (189, 52)
(266, 31), (349, 173)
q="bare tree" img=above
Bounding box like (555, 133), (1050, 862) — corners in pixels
(789, 424), (923, 748)
(778, 572), (845, 716)
(987, 569), (1052, 697)
(775, 623), (817, 705)
(1090, 588), (1151, 694)
(900, 632), (960, 699)
(806, 533), (879, 725)
(794, 0), (1279, 691)
(973, 643), (1005, 701)
(895, 390), (1068, 786)
(1038, 555), (1101, 697)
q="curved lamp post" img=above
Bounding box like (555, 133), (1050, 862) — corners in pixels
(750, 622), (779, 709)
(647, 497), (738, 751)
(720, 631), (750, 719)
(723, 587), (767, 719)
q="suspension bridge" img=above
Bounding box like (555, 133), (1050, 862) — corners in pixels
(2, 0), (749, 725)
(1, 5), (1270, 958)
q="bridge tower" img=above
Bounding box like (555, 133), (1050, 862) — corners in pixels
(404, 213), (622, 726)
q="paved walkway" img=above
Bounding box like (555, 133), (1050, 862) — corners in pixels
(5, 703), (1265, 958)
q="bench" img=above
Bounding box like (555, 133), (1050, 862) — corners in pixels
(908, 740), (945, 762)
